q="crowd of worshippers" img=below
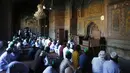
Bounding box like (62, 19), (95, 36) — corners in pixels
(0, 28), (120, 73)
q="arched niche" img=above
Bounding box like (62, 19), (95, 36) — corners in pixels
(86, 22), (100, 40)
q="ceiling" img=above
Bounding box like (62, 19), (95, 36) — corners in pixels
(13, 0), (66, 13)
(13, 0), (66, 7)
(13, 0), (90, 9)
(12, 0), (91, 15)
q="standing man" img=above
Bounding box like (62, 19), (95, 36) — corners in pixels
(59, 51), (74, 73)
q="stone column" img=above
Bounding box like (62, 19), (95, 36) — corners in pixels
(104, 0), (109, 38)
(64, 1), (72, 40)
(37, 19), (41, 35)
(49, 10), (55, 39)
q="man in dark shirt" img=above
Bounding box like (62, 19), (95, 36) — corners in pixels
(79, 48), (89, 73)
(32, 47), (47, 73)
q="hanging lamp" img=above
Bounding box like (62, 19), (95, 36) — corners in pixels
(34, 0), (46, 19)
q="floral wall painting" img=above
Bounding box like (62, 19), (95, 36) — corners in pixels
(112, 9), (120, 32)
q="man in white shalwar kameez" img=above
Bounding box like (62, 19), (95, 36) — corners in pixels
(103, 52), (120, 73)
(92, 50), (106, 73)
(0, 50), (17, 71)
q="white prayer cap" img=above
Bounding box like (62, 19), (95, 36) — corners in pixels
(98, 50), (106, 58)
(17, 42), (21, 47)
(110, 52), (118, 59)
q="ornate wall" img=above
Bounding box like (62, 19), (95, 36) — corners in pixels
(48, 0), (130, 60)
(108, 1), (130, 40)
(49, 0), (106, 40)
(49, 8), (65, 39)
(107, 1), (130, 60)
(77, 0), (105, 36)
(20, 16), (40, 34)
(55, 9), (65, 29)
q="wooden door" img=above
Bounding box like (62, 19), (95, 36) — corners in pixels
(56, 29), (64, 42)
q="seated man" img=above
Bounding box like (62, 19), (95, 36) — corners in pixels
(59, 51), (74, 73)
(67, 39), (75, 49)
(103, 52), (120, 73)
(28, 45), (37, 60)
(63, 43), (70, 59)
(72, 45), (81, 69)
(22, 39), (28, 47)
(6, 61), (29, 73)
(0, 42), (18, 72)
(35, 39), (41, 49)
(50, 40), (57, 53)
(32, 49), (47, 73)
(43, 60), (58, 73)
(92, 50), (106, 73)
(65, 67), (74, 73)
(79, 48), (89, 73)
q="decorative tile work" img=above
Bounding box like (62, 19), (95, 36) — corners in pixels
(108, 1), (130, 40)
(84, 1), (104, 18)
(77, 0), (104, 37)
